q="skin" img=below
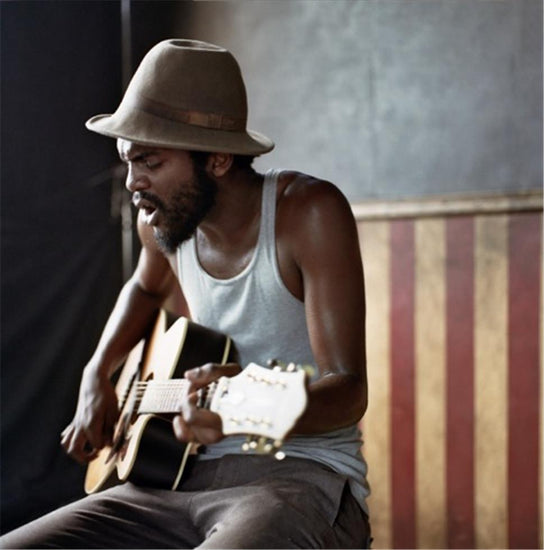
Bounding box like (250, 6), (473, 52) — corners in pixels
(61, 139), (367, 463)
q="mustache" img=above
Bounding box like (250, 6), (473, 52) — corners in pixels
(132, 191), (165, 210)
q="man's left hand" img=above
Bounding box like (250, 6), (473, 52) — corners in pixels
(173, 362), (241, 445)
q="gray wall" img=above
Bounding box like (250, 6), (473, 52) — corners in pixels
(175, 0), (542, 202)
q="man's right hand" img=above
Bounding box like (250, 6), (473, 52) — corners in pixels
(61, 365), (119, 464)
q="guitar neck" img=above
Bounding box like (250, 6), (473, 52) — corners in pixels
(134, 363), (307, 444)
(137, 380), (189, 414)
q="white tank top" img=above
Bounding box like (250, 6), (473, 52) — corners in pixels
(176, 169), (370, 513)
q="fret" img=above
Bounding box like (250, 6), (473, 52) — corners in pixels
(138, 380), (186, 414)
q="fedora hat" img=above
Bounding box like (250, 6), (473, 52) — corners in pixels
(86, 39), (274, 156)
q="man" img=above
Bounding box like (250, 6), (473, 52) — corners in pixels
(2, 39), (370, 548)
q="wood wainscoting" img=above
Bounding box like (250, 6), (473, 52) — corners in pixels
(355, 190), (542, 549)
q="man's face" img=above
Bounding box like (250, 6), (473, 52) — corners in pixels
(117, 140), (217, 254)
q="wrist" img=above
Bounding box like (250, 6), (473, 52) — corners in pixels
(84, 354), (115, 380)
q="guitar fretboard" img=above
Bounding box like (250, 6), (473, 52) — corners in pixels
(137, 380), (187, 414)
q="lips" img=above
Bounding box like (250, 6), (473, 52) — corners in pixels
(132, 192), (160, 226)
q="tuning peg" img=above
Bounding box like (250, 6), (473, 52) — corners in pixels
(267, 358), (287, 372)
(241, 436), (259, 452)
(271, 438), (285, 460)
(241, 436), (286, 460)
(265, 359), (316, 378)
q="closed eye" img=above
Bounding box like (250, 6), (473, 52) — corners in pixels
(134, 153), (162, 170)
(144, 159), (161, 170)
(118, 146), (163, 170)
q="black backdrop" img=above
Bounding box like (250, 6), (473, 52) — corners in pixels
(1, 1), (186, 532)
(2, 1), (122, 532)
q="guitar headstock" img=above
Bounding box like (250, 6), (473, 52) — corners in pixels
(209, 362), (308, 457)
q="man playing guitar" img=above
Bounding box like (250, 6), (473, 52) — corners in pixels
(2, 39), (371, 549)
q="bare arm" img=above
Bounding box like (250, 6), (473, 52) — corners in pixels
(284, 178), (367, 433)
(62, 217), (181, 463)
(89, 223), (181, 377)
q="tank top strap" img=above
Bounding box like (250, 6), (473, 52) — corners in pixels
(258, 168), (281, 264)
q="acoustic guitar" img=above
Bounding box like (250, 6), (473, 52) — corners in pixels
(84, 309), (308, 494)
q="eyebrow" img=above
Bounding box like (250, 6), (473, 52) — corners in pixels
(119, 149), (158, 163)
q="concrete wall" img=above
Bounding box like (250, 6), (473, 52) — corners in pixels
(171, 0), (542, 202)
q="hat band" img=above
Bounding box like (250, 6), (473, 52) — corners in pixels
(132, 95), (246, 132)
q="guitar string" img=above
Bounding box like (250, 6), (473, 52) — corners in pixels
(131, 380), (206, 412)
(132, 382), (187, 396)
(120, 365), (299, 407)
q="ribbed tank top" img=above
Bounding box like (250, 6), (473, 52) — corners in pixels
(176, 169), (370, 514)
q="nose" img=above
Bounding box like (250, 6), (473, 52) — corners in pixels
(125, 164), (150, 193)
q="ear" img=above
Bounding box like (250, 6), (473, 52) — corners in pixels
(207, 153), (233, 177)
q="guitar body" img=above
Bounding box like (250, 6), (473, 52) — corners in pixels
(84, 310), (236, 494)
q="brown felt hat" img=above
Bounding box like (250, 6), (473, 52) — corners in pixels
(86, 39), (274, 155)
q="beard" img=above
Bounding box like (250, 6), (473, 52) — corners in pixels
(140, 170), (217, 254)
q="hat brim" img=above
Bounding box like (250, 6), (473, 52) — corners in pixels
(86, 110), (274, 156)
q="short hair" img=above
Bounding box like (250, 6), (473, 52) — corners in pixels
(189, 151), (256, 173)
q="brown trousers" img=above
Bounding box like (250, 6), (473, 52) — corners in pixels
(1, 455), (371, 549)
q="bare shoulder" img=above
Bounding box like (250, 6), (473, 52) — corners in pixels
(273, 170), (363, 310)
(276, 170), (356, 233)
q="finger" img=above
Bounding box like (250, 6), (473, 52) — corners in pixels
(189, 408), (223, 431)
(76, 440), (99, 463)
(102, 423), (113, 447)
(184, 362), (241, 388)
(103, 408), (119, 446)
(61, 424), (72, 438)
(84, 413), (107, 451)
(66, 431), (85, 463)
(181, 402), (224, 439)
(60, 424), (74, 451)
(105, 402), (120, 426)
(64, 430), (97, 464)
(179, 388), (199, 421)
(189, 410), (225, 445)
(172, 415), (195, 443)
(191, 425), (225, 445)
(173, 411), (223, 446)
(178, 387), (224, 446)
(83, 443), (99, 462)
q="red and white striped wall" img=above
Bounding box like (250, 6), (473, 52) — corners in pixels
(356, 192), (542, 549)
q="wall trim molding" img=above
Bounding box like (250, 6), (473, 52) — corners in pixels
(351, 190), (543, 221)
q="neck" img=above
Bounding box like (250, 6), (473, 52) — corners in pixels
(198, 168), (264, 243)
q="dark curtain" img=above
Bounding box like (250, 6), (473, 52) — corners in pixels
(1, 1), (123, 532)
